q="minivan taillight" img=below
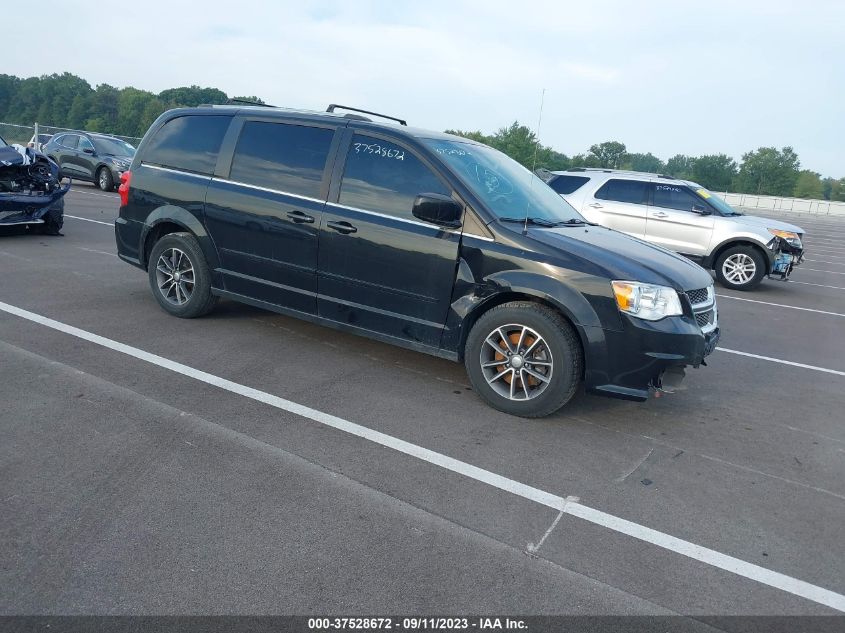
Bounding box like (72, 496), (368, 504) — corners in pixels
(118, 170), (131, 207)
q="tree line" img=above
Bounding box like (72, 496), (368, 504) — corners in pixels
(447, 123), (844, 201)
(0, 73), (840, 201)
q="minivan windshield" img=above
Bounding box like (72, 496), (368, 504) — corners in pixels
(92, 136), (135, 158)
(423, 139), (585, 224)
(691, 185), (742, 216)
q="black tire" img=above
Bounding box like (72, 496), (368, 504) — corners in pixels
(714, 245), (767, 291)
(40, 198), (64, 236)
(147, 232), (218, 318)
(97, 167), (114, 191)
(464, 301), (583, 418)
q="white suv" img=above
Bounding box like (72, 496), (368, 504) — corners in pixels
(547, 169), (805, 291)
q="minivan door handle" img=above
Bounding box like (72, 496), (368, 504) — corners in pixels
(588, 203), (603, 209)
(326, 220), (357, 234)
(651, 211), (669, 218)
(286, 210), (315, 224)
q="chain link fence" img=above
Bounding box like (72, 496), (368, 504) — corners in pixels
(0, 121), (142, 150)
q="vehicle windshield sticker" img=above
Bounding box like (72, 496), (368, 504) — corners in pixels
(435, 148), (471, 156)
(353, 142), (404, 161)
(696, 188), (711, 198)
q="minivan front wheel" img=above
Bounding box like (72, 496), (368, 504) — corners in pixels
(715, 245), (766, 290)
(465, 302), (582, 418)
(148, 232), (217, 318)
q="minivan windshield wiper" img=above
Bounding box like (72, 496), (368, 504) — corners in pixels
(499, 216), (583, 227)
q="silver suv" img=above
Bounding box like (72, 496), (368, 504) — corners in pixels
(547, 169), (805, 291)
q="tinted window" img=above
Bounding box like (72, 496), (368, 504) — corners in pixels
(595, 179), (648, 204)
(93, 136), (135, 157)
(653, 184), (704, 212)
(78, 136), (94, 152)
(229, 121), (334, 198)
(339, 135), (449, 220)
(549, 175), (589, 194)
(61, 135), (78, 150)
(143, 115), (231, 174)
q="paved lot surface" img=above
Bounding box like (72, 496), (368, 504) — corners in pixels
(1, 183), (843, 618)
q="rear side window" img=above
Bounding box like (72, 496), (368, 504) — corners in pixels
(143, 115), (231, 175)
(229, 121), (334, 198)
(339, 135), (450, 220)
(61, 135), (78, 149)
(548, 175), (589, 194)
(595, 179), (648, 204)
(652, 184), (703, 212)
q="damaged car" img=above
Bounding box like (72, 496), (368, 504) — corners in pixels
(0, 134), (69, 235)
(546, 168), (806, 291)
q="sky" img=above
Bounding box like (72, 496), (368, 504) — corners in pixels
(6, 0), (844, 177)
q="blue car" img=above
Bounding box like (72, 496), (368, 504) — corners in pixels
(0, 135), (68, 235)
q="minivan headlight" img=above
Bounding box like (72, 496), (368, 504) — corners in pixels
(611, 281), (683, 321)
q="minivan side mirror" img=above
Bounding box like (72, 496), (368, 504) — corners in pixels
(412, 193), (462, 228)
(691, 203), (710, 215)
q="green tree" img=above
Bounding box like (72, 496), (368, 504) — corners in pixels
(735, 146), (800, 196)
(445, 129), (491, 144)
(691, 154), (737, 191)
(446, 122), (569, 170)
(828, 178), (845, 202)
(587, 141), (627, 168)
(793, 170), (824, 199)
(622, 152), (664, 173)
(664, 154), (695, 179)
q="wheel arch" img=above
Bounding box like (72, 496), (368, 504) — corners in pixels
(139, 205), (218, 272)
(710, 238), (773, 270)
(457, 291), (587, 378)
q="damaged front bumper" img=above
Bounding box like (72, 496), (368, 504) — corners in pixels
(0, 183), (70, 227)
(767, 235), (805, 280)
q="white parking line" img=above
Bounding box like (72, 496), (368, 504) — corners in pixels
(0, 300), (843, 612)
(787, 280), (845, 291)
(717, 347), (845, 377)
(806, 259), (845, 266)
(65, 215), (114, 227)
(716, 294), (845, 317)
(67, 189), (120, 200)
(801, 268), (845, 275)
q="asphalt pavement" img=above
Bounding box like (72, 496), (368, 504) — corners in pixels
(1, 184), (843, 620)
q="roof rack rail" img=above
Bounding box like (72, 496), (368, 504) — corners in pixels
(327, 104), (407, 126)
(228, 98), (276, 108)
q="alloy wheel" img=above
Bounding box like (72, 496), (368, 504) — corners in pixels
(479, 324), (554, 401)
(155, 248), (195, 305)
(722, 253), (757, 285)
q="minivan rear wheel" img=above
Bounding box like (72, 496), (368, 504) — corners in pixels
(715, 245), (766, 290)
(465, 302), (582, 418)
(148, 232), (218, 318)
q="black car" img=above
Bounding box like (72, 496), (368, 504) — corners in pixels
(115, 105), (720, 417)
(43, 131), (135, 191)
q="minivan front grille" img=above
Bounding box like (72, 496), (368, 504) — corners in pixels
(695, 310), (715, 327)
(687, 287), (710, 306)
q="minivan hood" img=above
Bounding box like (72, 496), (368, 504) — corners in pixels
(525, 225), (714, 291)
(728, 214), (804, 234)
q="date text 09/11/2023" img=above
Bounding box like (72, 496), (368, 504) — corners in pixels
(307, 617), (528, 630)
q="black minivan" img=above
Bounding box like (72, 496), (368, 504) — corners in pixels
(115, 104), (719, 417)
